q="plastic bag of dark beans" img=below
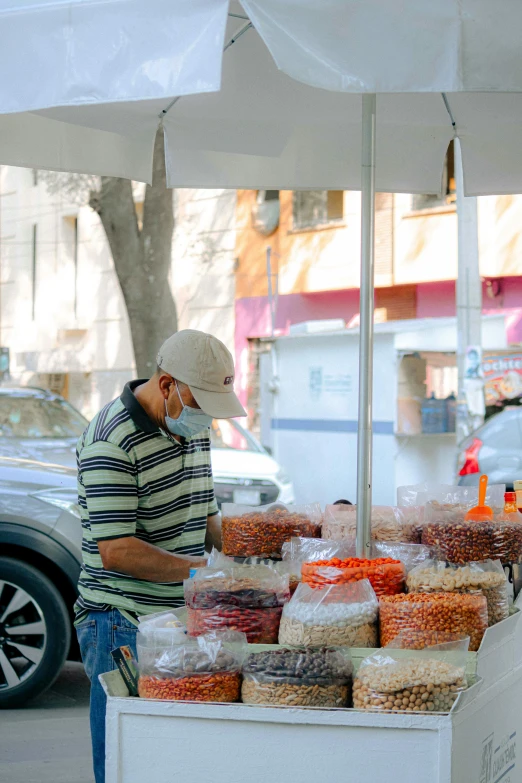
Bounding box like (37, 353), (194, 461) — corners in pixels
(221, 502), (322, 558)
(137, 630), (247, 702)
(241, 647), (353, 707)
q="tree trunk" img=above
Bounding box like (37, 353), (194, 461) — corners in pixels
(90, 130), (177, 377)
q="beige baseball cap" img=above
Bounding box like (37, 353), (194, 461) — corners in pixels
(156, 330), (246, 418)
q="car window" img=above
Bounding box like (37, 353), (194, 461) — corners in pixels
(0, 396), (87, 438)
(476, 409), (522, 449)
(210, 419), (263, 453)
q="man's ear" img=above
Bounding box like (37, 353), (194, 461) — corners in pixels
(158, 373), (174, 400)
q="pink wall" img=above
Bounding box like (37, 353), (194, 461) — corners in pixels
(236, 278), (522, 407)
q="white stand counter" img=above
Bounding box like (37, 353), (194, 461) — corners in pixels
(101, 613), (522, 783)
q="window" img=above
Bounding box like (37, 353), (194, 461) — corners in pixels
(252, 190), (280, 235)
(411, 141), (456, 211)
(0, 394), (87, 438)
(31, 224), (37, 321)
(210, 418), (263, 453)
(292, 190), (344, 230)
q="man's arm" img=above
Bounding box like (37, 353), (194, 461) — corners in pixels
(205, 512), (222, 551)
(98, 537), (207, 582)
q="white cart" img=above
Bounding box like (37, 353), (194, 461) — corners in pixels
(101, 613), (522, 783)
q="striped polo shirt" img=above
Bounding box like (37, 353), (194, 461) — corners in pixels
(74, 380), (218, 624)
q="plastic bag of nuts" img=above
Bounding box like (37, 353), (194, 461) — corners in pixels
(137, 630), (247, 702)
(379, 592), (488, 651)
(184, 565), (290, 609)
(406, 559), (510, 627)
(420, 514), (522, 564)
(278, 580), (379, 648)
(353, 634), (469, 713)
(301, 557), (406, 597)
(241, 647), (353, 708)
(322, 505), (422, 543)
(397, 483), (506, 512)
(221, 502), (322, 558)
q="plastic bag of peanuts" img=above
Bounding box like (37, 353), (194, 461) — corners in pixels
(221, 502), (322, 558)
(278, 579), (379, 648)
(241, 646), (353, 708)
(406, 559), (510, 627)
(137, 629), (247, 702)
(397, 483), (506, 512)
(322, 504), (422, 543)
(379, 592), (488, 651)
(353, 633), (470, 713)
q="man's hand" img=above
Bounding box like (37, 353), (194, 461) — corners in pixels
(205, 512), (222, 551)
(97, 537), (207, 582)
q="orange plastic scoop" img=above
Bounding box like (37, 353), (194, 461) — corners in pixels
(464, 474), (493, 521)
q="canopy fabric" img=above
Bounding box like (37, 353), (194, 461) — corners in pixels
(0, 0), (522, 195)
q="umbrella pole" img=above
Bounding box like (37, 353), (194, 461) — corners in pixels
(356, 93), (376, 558)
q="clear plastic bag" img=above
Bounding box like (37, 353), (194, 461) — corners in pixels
(397, 483), (506, 511)
(279, 580), (378, 648)
(137, 630), (247, 702)
(184, 563), (289, 644)
(241, 646), (353, 707)
(406, 559), (510, 627)
(372, 542), (434, 574)
(379, 592), (488, 651)
(301, 556), (406, 597)
(421, 510), (522, 564)
(221, 502), (322, 558)
(281, 536), (355, 563)
(184, 564), (290, 609)
(353, 634), (469, 713)
(322, 504), (422, 543)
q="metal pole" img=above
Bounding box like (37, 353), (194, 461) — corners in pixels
(455, 137), (483, 444)
(356, 94), (376, 558)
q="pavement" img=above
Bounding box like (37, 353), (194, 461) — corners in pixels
(0, 662), (94, 783)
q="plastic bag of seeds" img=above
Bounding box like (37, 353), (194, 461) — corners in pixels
(322, 504), (422, 543)
(397, 483), (506, 512)
(279, 580), (379, 648)
(421, 512), (522, 564)
(221, 502), (322, 558)
(372, 542), (434, 574)
(353, 634), (469, 713)
(241, 646), (353, 708)
(137, 630), (247, 702)
(406, 559), (510, 627)
(184, 564), (290, 609)
(379, 592), (488, 651)
(281, 536), (355, 563)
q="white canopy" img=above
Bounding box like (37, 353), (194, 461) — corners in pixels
(2, 0), (522, 195)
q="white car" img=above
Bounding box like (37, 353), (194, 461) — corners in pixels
(210, 418), (294, 507)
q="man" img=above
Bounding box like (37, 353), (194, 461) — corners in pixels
(75, 329), (245, 783)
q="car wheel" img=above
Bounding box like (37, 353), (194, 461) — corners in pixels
(0, 557), (71, 708)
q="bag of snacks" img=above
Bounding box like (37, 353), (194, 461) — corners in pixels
(379, 592), (488, 651)
(279, 580), (378, 648)
(302, 556), (406, 597)
(137, 630), (246, 702)
(372, 542), (434, 574)
(184, 564), (290, 644)
(353, 634), (469, 713)
(421, 511), (522, 564)
(397, 483), (506, 512)
(282, 536), (355, 563)
(406, 559), (509, 627)
(221, 502), (322, 558)
(241, 647), (353, 708)
(322, 504), (422, 543)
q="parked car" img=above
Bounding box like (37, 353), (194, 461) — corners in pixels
(0, 386), (294, 505)
(457, 407), (522, 490)
(0, 456), (81, 708)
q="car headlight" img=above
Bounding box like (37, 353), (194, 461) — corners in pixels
(31, 488), (81, 519)
(276, 469), (291, 485)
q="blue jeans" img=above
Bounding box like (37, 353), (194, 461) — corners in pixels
(76, 609), (138, 783)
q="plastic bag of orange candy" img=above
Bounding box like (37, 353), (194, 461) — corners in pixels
(301, 556), (406, 597)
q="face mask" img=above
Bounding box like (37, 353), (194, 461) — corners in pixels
(164, 382), (212, 439)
